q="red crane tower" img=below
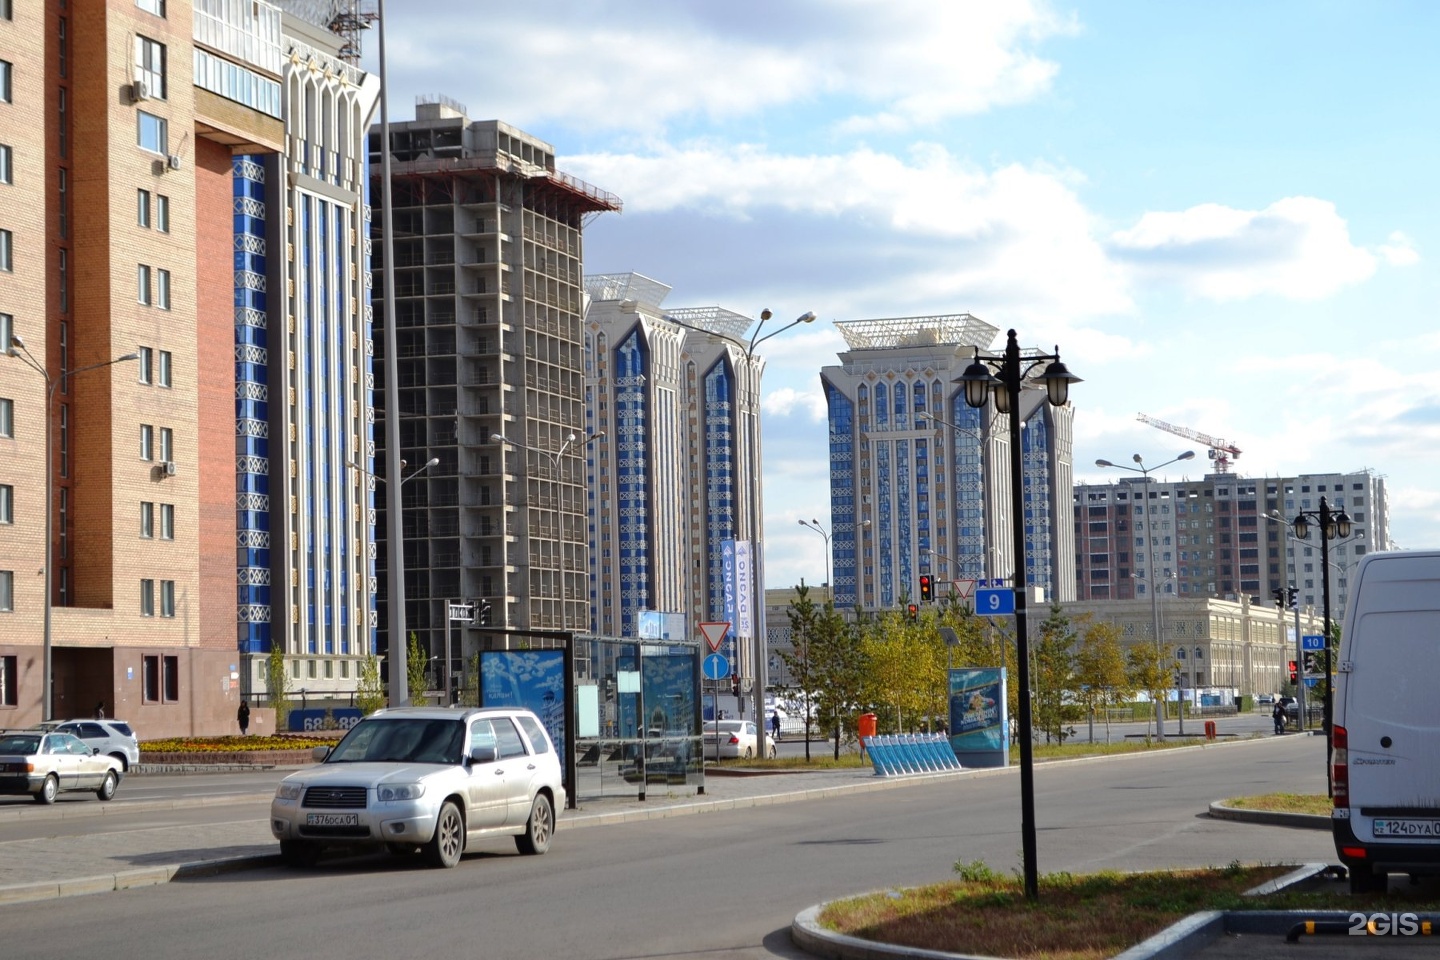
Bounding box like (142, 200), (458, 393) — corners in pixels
(1136, 414), (1242, 473)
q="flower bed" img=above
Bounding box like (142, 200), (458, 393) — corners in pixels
(139, 733), (335, 766)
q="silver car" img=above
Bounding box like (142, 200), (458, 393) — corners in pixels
(0, 731), (124, 804)
(269, 706), (565, 868)
(49, 720), (141, 771)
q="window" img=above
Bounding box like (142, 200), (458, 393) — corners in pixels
(160, 503), (174, 540)
(0, 656), (15, 708)
(0, 144), (11, 184)
(138, 264), (151, 304)
(158, 350), (171, 387)
(58, 249), (67, 312)
(140, 578), (155, 616)
(0, 312), (10, 351)
(142, 655), (178, 702)
(156, 268), (170, 309)
(136, 0), (165, 16)
(160, 579), (174, 617)
(159, 427), (173, 462)
(140, 424), (154, 460)
(137, 189), (151, 227)
(0, 60), (11, 104)
(0, 229), (11, 272)
(0, 397), (11, 438)
(163, 654), (178, 700)
(140, 501), (153, 538)
(58, 87), (66, 158)
(2, 1), (11, 20)
(134, 36), (166, 99)
(0, 571), (10, 612)
(137, 346), (152, 383)
(137, 111), (167, 154)
(58, 404), (67, 477)
(155, 194), (170, 232)
(57, 168), (67, 238)
(0, 483), (10, 523)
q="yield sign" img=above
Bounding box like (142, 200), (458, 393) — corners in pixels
(699, 621), (731, 652)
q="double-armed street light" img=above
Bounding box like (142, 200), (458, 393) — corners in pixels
(797, 519), (831, 602)
(663, 308), (816, 729)
(7, 335), (140, 720)
(956, 329), (1080, 902)
(1094, 451), (1196, 740)
(1280, 497), (1352, 797)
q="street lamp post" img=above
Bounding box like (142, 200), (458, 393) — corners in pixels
(6, 335), (139, 720)
(1286, 496), (1352, 797)
(1265, 512), (1309, 733)
(663, 309), (815, 730)
(797, 519), (831, 603)
(1095, 450), (1196, 740)
(957, 329), (1080, 902)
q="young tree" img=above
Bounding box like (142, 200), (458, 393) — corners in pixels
(1072, 617), (1132, 742)
(1031, 604), (1080, 743)
(809, 607), (870, 760)
(356, 654), (387, 715)
(1126, 638), (1173, 739)
(406, 632), (430, 706)
(777, 583), (823, 760)
(266, 644), (292, 733)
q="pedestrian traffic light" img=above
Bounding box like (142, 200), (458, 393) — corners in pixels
(1287, 587), (1298, 609)
(1271, 587), (1285, 607)
(907, 603), (919, 622)
(919, 575), (933, 603)
(1302, 651), (1320, 675)
(1288, 660), (1298, 684)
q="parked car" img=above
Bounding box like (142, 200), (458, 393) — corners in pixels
(45, 719), (140, 771)
(0, 731), (124, 804)
(269, 706), (564, 869)
(703, 719), (776, 760)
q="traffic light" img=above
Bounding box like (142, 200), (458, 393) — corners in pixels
(1287, 587), (1298, 609)
(919, 575), (933, 603)
(1302, 651), (1320, 675)
(1288, 660), (1298, 684)
(1271, 587), (1285, 607)
(907, 603), (919, 622)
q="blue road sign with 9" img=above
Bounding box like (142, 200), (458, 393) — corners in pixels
(703, 653), (730, 681)
(975, 588), (1015, 616)
(1301, 635), (1325, 651)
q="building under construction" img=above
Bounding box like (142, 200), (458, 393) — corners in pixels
(367, 97), (620, 681)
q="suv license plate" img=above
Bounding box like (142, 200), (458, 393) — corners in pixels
(1373, 819), (1440, 838)
(307, 813), (360, 827)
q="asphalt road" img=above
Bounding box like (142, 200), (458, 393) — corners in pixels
(0, 735), (1338, 960)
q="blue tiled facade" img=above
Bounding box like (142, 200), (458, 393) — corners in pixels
(234, 156), (271, 654)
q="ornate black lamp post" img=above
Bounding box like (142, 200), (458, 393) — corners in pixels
(956, 329), (1079, 901)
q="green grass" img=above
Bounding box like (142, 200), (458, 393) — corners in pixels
(1224, 792), (1331, 815)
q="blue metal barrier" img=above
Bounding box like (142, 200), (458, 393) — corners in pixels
(862, 734), (962, 776)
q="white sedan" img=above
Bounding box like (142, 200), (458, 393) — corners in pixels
(703, 720), (776, 760)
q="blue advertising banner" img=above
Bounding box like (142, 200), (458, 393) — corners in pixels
(948, 667), (1009, 768)
(480, 649), (568, 779)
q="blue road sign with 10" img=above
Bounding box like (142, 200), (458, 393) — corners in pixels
(975, 588), (1015, 616)
(1301, 634), (1325, 651)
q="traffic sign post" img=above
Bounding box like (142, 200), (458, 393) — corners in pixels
(703, 653), (730, 681)
(1301, 634), (1325, 651)
(699, 622), (731, 653)
(975, 588), (1015, 616)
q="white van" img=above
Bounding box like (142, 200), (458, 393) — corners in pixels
(1331, 550), (1440, 893)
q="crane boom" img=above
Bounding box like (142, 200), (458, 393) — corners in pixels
(1136, 413), (1243, 473)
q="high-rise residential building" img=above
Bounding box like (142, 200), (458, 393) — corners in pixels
(820, 316), (1076, 612)
(0, 0), (370, 732)
(582, 273), (765, 672)
(1073, 469), (1388, 616)
(368, 100), (619, 685)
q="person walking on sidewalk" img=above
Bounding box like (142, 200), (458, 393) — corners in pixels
(770, 710), (782, 743)
(238, 700), (251, 736)
(1272, 701), (1286, 735)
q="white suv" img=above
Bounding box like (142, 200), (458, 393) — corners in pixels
(269, 706), (564, 868)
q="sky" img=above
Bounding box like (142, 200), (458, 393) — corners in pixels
(364, 0), (1440, 595)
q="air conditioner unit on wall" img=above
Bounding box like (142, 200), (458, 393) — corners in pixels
(163, 461), (177, 477)
(167, 154), (182, 171)
(128, 80), (151, 103)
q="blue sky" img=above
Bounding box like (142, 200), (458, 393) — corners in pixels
(367, 1), (1439, 592)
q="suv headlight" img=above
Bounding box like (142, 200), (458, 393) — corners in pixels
(377, 783), (426, 802)
(275, 782), (303, 801)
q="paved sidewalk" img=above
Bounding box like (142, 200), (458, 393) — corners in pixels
(0, 765), (947, 906)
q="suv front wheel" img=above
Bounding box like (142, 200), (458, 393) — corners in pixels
(424, 801), (465, 868)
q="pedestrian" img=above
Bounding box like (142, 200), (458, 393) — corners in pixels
(1272, 701), (1285, 735)
(237, 700), (251, 736)
(94, 701), (105, 720)
(770, 710), (781, 742)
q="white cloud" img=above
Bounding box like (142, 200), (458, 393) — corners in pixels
(1109, 197), (1377, 301)
(1377, 231), (1420, 266)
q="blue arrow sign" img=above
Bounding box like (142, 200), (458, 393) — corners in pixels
(703, 653), (730, 681)
(1301, 634), (1325, 651)
(975, 588), (1015, 616)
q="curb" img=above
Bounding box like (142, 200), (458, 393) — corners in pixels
(791, 863), (1334, 960)
(1207, 800), (1329, 830)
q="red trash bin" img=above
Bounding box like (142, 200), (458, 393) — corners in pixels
(858, 713), (878, 744)
(1204, 720), (1217, 740)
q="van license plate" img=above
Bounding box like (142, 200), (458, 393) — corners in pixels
(307, 813), (359, 827)
(1373, 819), (1440, 837)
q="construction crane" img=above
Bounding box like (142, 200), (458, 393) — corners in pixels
(1136, 413), (1243, 473)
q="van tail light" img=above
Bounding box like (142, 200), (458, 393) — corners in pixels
(1332, 724), (1348, 807)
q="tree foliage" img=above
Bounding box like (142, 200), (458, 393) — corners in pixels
(1072, 616), (1133, 740)
(266, 644), (292, 733)
(406, 632), (431, 706)
(356, 654), (387, 715)
(1031, 604), (1081, 743)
